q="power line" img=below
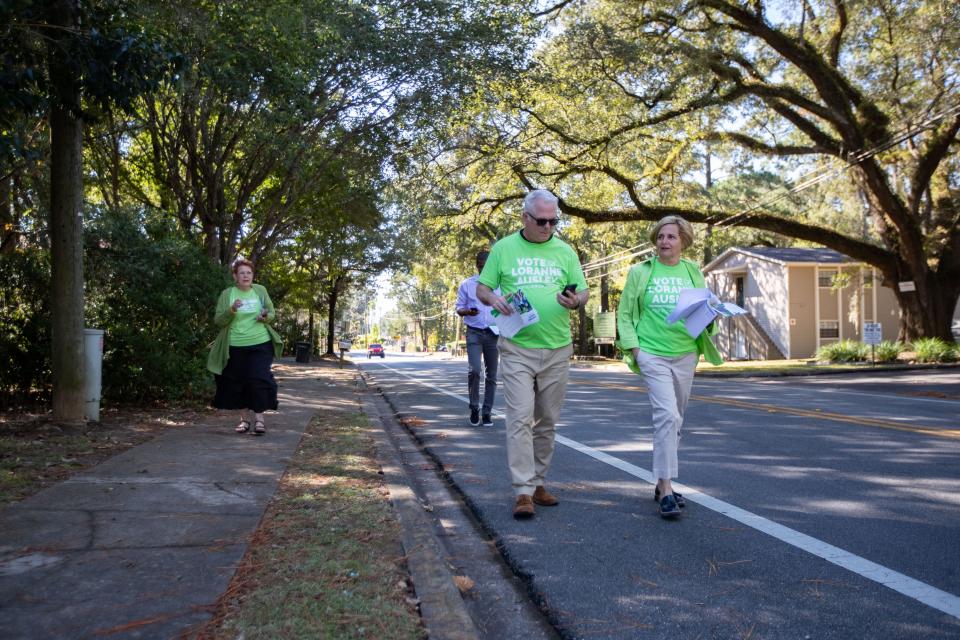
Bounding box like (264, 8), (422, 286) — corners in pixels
(710, 100), (960, 228)
(582, 242), (652, 269)
(585, 262), (634, 283)
(583, 245), (655, 272)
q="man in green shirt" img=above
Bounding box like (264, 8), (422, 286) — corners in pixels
(477, 189), (589, 519)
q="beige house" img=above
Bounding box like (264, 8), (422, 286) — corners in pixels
(702, 247), (904, 360)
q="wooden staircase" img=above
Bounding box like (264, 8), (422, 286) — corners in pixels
(713, 313), (785, 361)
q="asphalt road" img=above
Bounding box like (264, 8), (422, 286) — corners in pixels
(357, 351), (960, 640)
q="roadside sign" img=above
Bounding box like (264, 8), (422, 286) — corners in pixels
(863, 323), (882, 345)
(898, 281), (916, 292)
(593, 311), (616, 339)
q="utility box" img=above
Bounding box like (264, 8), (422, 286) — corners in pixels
(83, 328), (104, 422)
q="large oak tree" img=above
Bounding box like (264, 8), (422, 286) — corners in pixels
(442, 0), (960, 340)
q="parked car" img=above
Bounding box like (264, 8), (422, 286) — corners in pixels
(368, 343), (385, 358)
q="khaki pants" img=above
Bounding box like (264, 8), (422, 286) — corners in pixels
(499, 339), (573, 495)
(636, 350), (698, 480)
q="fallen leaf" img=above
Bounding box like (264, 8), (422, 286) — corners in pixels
(453, 575), (475, 593)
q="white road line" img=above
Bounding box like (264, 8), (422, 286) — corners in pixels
(368, 361), (960, 620)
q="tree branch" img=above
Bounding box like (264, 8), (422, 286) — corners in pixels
(827, 0), (848, 68)
(702, 131), (825, 156)
(767, 100), (843, 155)
(909, 113), (960, 216)
(697, 0), (877, 147)
(531, 0), (577, 18)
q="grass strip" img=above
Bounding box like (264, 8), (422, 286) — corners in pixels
(198, 410), (425, 640)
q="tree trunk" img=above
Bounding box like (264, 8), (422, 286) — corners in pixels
(703, 148), (714, 264)
(308, 311), (315, 354)
(325, 286), (339, 355)
(889, 270), (958, 342)
(577, 303), (587, 355)
(47, 0), (86, 424)
(453, 313), (462, 356)
(599, 270), (614, 358)
(413, 317), (427, 350)
(0, 173), (15, 253)
(203, 219), (221, 263)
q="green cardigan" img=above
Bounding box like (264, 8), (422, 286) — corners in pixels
(615, 257), (723, 372)
(206, 283), (284, 375)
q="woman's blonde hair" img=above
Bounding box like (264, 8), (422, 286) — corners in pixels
(649, 215), (694, 250)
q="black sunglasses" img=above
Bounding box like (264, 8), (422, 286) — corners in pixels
(526, 212), (560, 227)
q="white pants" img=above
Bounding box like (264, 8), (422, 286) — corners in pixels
(636, 350), (698, 480)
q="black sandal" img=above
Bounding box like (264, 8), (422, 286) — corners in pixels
(235, 420), (251, 434)
(253, 421), (266, 436)
(654, 486), (686, 508)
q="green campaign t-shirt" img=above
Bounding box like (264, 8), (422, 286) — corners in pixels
(228, 287), (270, 347)
(478, 231), (587, 349)
(637, 259), (697, 357)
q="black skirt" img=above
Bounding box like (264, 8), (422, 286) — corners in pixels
(212, 340), (279, 412)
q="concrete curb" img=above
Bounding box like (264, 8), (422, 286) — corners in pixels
(357, 376), (480, 640)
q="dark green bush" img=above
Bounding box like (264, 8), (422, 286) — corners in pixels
(85, 208), (226, 402)
(0, 249), (51, 406)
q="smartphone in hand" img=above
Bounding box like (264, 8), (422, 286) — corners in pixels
(562, 283), (577, 296)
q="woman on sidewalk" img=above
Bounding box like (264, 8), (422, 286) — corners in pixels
(616, 216), (722, 518)
(207, 258), (283, 435)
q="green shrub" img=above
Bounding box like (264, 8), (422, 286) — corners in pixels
(85, 208), (226, 402)
(911, 337), (958, 363)
(0, 249), (51, 406)
(872, 340), (904, 363)
(815, 340), (869, 363)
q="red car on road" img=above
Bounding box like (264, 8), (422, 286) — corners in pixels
(367, 343), (385, 358)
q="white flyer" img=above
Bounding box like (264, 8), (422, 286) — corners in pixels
(666, 288), (746, 338)
(490, 289), (539, 339)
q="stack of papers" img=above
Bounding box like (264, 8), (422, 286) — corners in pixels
(666, 288), (746, 338)
(491, 288), (540, 338)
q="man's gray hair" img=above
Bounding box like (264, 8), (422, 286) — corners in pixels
(522, 189), (559, 214)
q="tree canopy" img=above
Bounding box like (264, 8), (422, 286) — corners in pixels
(413, 0), (960, 340)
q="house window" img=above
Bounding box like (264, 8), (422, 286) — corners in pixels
(818, 269), (837, 288)
(819, 321), (839, 339)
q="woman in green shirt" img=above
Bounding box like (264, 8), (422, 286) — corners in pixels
(616, 216), (721, 518)
(208, 259), (283, 435)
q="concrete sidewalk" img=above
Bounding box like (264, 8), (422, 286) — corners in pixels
(0, 360), (364, 639)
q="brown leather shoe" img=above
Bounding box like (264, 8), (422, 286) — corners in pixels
(532, 486), (559, 506)
(513, 495), (535, 519)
